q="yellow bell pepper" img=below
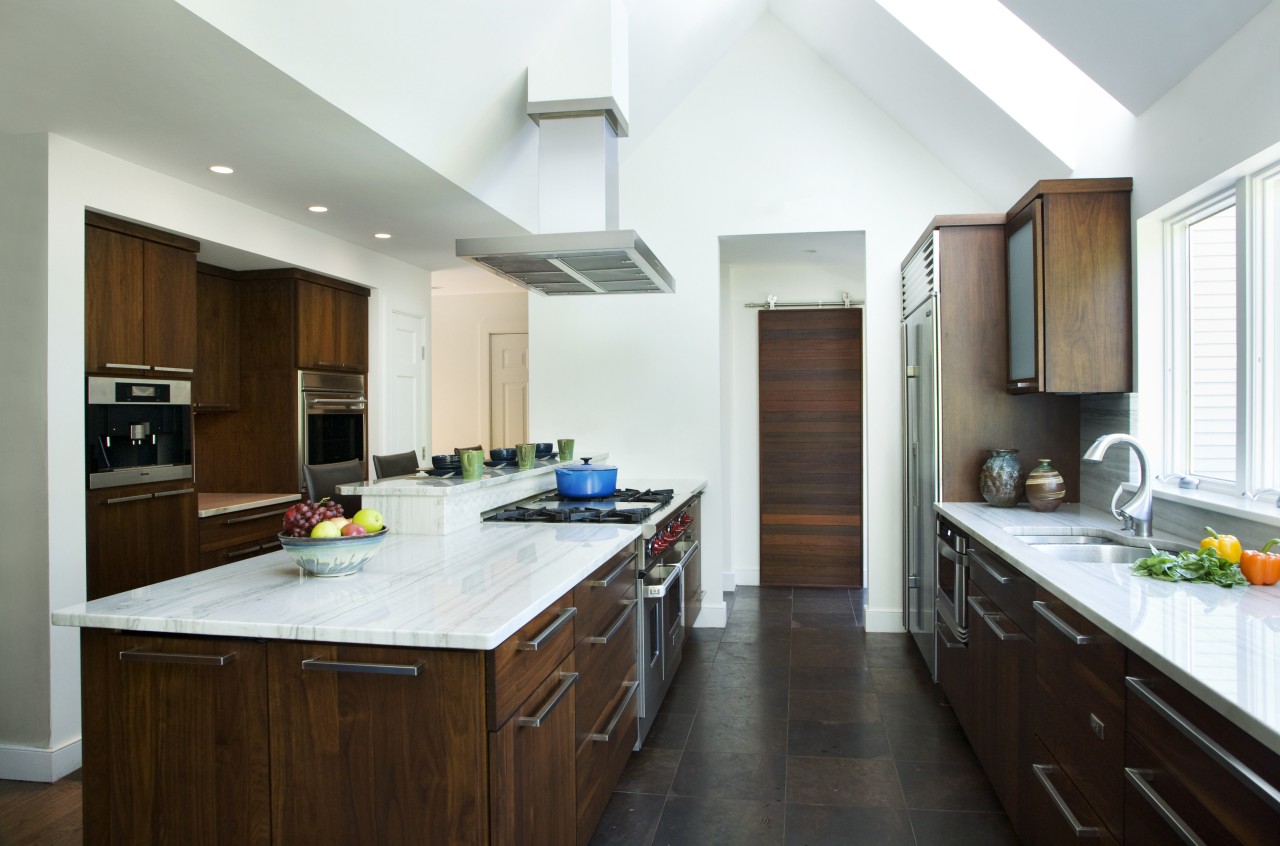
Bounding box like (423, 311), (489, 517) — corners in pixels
(1200, 527), (1242, 564)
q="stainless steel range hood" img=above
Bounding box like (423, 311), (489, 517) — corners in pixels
(456, 229), (673, 295)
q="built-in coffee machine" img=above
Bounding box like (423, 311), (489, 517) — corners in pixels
(85, 376), (193, 489)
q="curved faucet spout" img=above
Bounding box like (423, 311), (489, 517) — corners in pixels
(1082, 433), (1153, 538)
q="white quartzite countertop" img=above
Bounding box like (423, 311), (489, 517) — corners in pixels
(936, 502), (1280, 754)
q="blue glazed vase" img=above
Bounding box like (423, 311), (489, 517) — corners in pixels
(980, 448), (1023, 507)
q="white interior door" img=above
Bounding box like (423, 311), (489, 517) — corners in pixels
(389, 310), (428, 461)
(489, 333), (528, 448)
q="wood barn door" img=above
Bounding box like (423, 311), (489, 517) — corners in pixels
(759, 309), (864, 587)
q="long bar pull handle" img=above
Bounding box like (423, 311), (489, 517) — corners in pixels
(517, 672), (578, 728)
(153, 487), (196, 498)
(586, 601), (637, 645)
(1033, 600), (1099, 644)
(936, 622), (966, 649)
(588, 553), (638, 588)
(301, 658), (423, 677)
(120, 649), (236, 667)
(223, 544), (264, 561)
(222, 507), (291, 526)
(105, 493), (153, 505)
(1124, 768), (1207, 846)
(1126, 677), (1280, 813)
(104, 362), (150, 371)
(590, 681), (640, 742)
(152, 366), (195, 374)
(1032, 764), (1101, 838)
(984, 613), (1028, 642)
(970, 549), (1012, 584)
(517, 607), (577, 651)
(966, 595), (994, 619)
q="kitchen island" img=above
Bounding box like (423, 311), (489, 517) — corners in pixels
(53, 501), (657, 845)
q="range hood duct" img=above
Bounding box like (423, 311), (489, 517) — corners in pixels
(456, 104), (674, 296)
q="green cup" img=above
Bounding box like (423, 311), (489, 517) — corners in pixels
(516, 443), (537, 470)
(459, 449), (484, 480)
(557, 439), (575, 462)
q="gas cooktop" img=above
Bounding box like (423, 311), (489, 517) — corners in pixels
(485, 488), (675, 524)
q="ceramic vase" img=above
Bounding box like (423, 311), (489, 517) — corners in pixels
(1025, 458), (1066, 512)
(979, 448), (1023, 507)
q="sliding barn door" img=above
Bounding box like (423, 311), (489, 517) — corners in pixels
(759, 308), (864, 587)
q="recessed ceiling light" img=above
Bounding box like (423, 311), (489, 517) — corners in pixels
(208, 165), (234, 174)
(374, 233), (392, 239)
(308, 205), (328, 213)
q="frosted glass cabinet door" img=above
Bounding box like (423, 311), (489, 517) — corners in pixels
(1006, 199), (1041, 392)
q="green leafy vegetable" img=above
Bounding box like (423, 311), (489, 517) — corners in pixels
(1131, 546), (1248, 588)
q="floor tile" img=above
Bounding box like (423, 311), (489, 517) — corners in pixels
(669, 749), (787, 802)
(896, 760), (1003, 812)
(792, 587), (849, 601)
(644, 710), (695, 749)
(615, 748), (682, 795)
(784, 804), (914, 846)
(684, 712), (788, 755)
(789, 665), (875, 693)
(876, 692), (956, 727)
(786, 720), (892, 759)
(686, 626), (724, 643)
(658, 683), (706, 715)
(714, 639), (792, 666)
(589, 791), (665, 846)
(883, 722), (977, 764)
(790, 642), (867, 669)
(791, 594), (853, 614)
(651, 796), (784, 845)
(722, 620), (792, 644)
(785, 757), (906, 808)
(907, 809), (1019, 845)
(789, 690), (880, 723)
(870, 666), (935, 696)
(667, 659), (713, 687)
(863, 634), (922, 668)
(699, 684), (790, 721)
(680, 640), (719, 664)
(732, 594), (794, 610)
(704, 660), (790, 690)
(792, 612), (861, 630)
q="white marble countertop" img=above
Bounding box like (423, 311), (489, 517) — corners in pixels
(616, 478), (707, 537)
(197, 492), (300, 519)
(339, 452), (607, 497)
(935, 502), (1280, 754)
(52, 521), (640, 650)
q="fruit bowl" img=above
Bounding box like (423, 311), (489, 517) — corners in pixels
(277, 527), (389, 577)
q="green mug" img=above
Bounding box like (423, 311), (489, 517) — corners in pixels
(557, 439), (575, 462)
(459, 449), (484, 480)
(516, 443), (537, 470)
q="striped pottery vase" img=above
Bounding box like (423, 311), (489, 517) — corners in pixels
(1025, 458), (1066, 512)
(979, 448), (1023, 507)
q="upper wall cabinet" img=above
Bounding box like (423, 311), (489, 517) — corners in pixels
(85, 212), (199, 376)
(296, 277), (369, 373)
(1005, 179), (1133, 394)
(193, 263), (241, 411)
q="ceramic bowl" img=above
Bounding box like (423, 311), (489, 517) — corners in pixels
(490, 447), (517, 461)
(278, 528), (389, 577)
(431, 454), (462, 470)
(534, 442), (554, 458)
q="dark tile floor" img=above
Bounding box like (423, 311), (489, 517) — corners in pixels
(589, 586), (1018, 846)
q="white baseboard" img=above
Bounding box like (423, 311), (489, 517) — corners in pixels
(864, 607), (906, 633)
(0, 738), (82, 782)
(732, 568), (758, 587)
(721, 571), (736, 593)
(690, 601), (727, 628)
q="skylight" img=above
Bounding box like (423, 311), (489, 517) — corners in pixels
(874, 0), (1131, 168)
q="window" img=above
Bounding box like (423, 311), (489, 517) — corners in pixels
(1164, 162), (1280, 495)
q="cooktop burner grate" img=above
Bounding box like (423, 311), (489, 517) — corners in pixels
(486, 506), (652, 524)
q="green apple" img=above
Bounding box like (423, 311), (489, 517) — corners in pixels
(310, 520), (342, 539)
(352, 508), (384, 533)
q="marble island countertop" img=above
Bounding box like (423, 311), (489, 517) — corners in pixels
(52, 521), (640, 650)
(338, 452), (608, 497)
(936, 502), (1280, 754)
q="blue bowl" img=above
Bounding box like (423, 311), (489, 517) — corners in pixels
(431, 454), (462, 470)
(534, 442), (554, 458)
(490, 447), (517, 461)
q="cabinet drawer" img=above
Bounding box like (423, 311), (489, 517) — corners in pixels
(967, 542), (1035, 636)
(576, 677), (639, 846)
(1029, 736), (1121, 846)
(197, 536), (282, 571)
(199, 502), (293, 553)
(1126, 653), (1280, 845)
(573, 545), (638, 640)
(487, 591), (577, 730)
(574, 595), (637, 745)
(1034, 588), (1125, 838)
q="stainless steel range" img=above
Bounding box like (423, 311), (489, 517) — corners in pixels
(484, 486), (701, 747)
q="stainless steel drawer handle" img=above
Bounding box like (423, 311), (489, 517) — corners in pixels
(586, 601), (637, 645)
(673, 540), (700, 571)
(517, 607), (577, 651)
(120, 649), (236, 667)
(105, 493), (153, 505)
(222, 507), (291, 525)
(153, 366), (195, 374)
(966, 595), (994, 618)
(590, 681), (640, 742)
(984, 613), (1027, 642)
(518, 672), (578, 728)
(301, 658), (423, 677)
(1033, 600), (1099, 645)
(1032, 763), (1101, 838)
(153, 487), (196, 498)
(1124, 768), (1207, 846)
(224, 544), (263, 561)
(970, 550), (1012, 584)
(588, 552), (638, 588)
(105, 362), (150, 371)
(1126, 677), (1280, 813)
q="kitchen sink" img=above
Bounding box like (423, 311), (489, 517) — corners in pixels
(1006, 526), (1195, 564)
(1028, 543), (1166, 564)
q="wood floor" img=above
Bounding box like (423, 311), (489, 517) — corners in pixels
(0, 768), (82, 846)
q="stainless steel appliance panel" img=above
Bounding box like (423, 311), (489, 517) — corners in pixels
(86, 376), (193, 489)
(298, 371), (367, 491)
(903, 297), (940, 674)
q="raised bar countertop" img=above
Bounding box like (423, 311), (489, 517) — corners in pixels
(197, 492), (300, 519)
(937, 501), (1280, 754)
(338, 452), (608, 497)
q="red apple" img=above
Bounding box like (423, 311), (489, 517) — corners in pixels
(341, 522), (367, 537)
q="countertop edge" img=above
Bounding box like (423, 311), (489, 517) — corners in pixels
(196, 492), (301, 519)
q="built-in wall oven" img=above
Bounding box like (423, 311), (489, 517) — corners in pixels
(85, 376), (193, 489)
(936, 516), (969, 644)
(298, 371), (367, 491)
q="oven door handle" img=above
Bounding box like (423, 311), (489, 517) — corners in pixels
(306, 399), (367, 410)
(671, 540), (700, 573)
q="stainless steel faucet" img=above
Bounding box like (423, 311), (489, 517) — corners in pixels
(1082, 433), (1154, 538)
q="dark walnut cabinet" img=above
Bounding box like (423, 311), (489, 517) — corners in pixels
(196, 501), (290, 572)
(1005, 178), (1133, 394)
(193, 263), (240, 412)
(85, 212), (199, 376)
(85, 479), (198, 600)
(295, 277), (369, 373)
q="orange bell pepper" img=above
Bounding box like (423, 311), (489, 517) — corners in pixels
(1200, 527), (1242, 564)
(1240, 539), (1280, 586)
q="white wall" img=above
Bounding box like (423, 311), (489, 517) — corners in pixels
(725, 264), (867, 587)
(0, 132), (431, 781)
(529, 15), (989, 630)
(430, 290), (530, 455)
